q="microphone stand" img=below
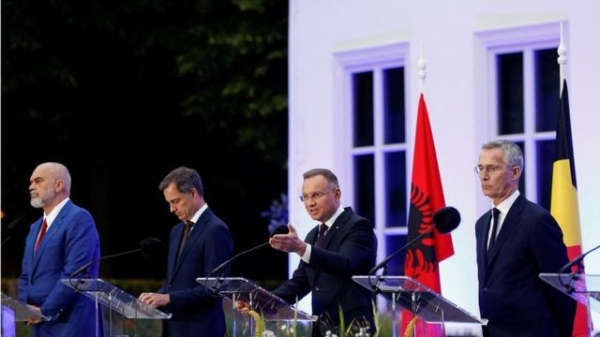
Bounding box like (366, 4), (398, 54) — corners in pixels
(1, 218), (21, 246)
(558, 243), (600, 293)
(201, 226), (287, 295)
(203, 242), (270, 296)
(367, 225), (438, 291)
(69, 248), (143, 290)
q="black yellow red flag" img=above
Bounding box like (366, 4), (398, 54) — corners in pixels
(550, 80), (591, 336)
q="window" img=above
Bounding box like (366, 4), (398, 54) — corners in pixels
(477, 22), (563, 209)
(335, 44), (409, 278)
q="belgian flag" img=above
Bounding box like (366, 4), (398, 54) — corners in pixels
(550, 80), (591, 336)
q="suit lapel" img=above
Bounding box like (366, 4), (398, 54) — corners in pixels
(31, 201), (72, 274)
(168, 209), (213, 282)
(318, 207), (351, 249)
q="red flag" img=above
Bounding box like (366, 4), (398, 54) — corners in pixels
(550, 80), (592, 337)
(401, 93), (454, 336)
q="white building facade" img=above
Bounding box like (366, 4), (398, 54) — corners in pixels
(287, 0), (600, 335)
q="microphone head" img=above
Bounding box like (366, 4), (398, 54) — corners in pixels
(433, 206), (461, 234)
(269, 225), (289, 237)
(140, 237), (165, 261)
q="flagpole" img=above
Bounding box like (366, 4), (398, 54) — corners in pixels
(418, 40), (426, 93)
(558, 22), (567, 93)
(554, 22), (593, 336)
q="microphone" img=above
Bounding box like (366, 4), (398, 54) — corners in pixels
(1, 218), (21, 246)
(559, 244), (600, 274)
(204, 225), (288, 297)
(70, 237), (164, 278)
(558, 243), (600, 293)
(202, 225), (288, 293)
(368, 206), (461, 276)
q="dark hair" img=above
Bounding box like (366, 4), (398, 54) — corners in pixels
(303, 168), (339, 188)
(159, 166), (204, 196)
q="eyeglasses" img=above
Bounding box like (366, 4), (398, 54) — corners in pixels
(299, 188), (337, 202)
(474, 165), (502, 174)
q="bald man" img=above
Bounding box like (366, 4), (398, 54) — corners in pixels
(18, 162), (102, 337)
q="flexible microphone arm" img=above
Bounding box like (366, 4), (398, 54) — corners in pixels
(206, 242), (270, 280)
(368, 206), (461, 276)
(69, 237), (163, 288)
(558, 243), (600, 292)
(70, 247), (143, 279)
(201, 225), (289, 295)
(1, 218), (21, 246)
(368, 225), (437, 276)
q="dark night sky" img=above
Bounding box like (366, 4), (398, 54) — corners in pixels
(0, 112), (289, 283)
(0, 0), (290, 287)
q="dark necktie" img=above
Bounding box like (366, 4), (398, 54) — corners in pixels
(35, 218), (48, 252)
(178, 221), (193, 260)
(488, 208), (500, 250)
(315, 223), (327, 248)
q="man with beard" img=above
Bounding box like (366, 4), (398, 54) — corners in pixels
(18, 162), (102, 337)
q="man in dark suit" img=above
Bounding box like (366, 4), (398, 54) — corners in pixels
(268, 168), (377, 336)
(475, 140), (576, 337)
(18, 162), (102, 337)
(139, 166), (234, 337)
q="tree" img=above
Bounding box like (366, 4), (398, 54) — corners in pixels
(1, 0), (289, 280)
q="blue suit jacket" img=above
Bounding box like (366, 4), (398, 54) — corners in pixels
(158, 208), (233, 337)
(18, 200), (101, 337)
(273, 207), (377, 335)
(475, 194), (576, 337)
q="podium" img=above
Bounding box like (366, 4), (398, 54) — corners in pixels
(2, 292), (50, 336)
(61, 278), (171, 337)
(353, 276), (486, 337)
(197, 277), (316, 336)
(539, 273), (600, 313)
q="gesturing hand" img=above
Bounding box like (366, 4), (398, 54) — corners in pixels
(269, 224), (307, 256)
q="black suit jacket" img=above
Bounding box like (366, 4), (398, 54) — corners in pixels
(158, 208), (234, 337)
(475, 194), (576, 337)
(273, 207), (377, 335)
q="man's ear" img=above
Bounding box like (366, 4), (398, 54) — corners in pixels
(511, 166), (521, 180)
(55, 179), (65, 192)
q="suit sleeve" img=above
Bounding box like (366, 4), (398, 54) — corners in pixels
(532, 213), (576, 336)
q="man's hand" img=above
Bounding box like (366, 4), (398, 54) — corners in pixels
(269, 224), (307, 256)
(234, 299), (251, 316)
(26, 305), (42, 325)
(138, 292), (170, 308)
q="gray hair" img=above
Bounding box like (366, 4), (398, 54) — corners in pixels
(481, 140), (524, 171)
(40, 162), (72, 193)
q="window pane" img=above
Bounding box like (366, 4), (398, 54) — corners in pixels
(537, 139), (555, 210)
(497, 53), (524, 134)
(385, 234), (407, 277)
(353, 71), (374, 147)
(354, 154), (375, 223)
(383, 67), (405, 144)
(535, 48), (560, 132)
(385, 151), (406, 227)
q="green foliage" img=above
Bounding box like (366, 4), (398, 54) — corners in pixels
(2, 0), (288, 163)
(0, 0), (290, 282)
